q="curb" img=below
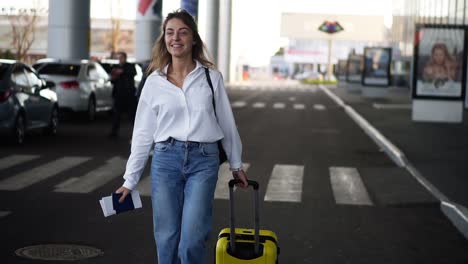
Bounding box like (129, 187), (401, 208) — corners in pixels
(318, 84), (468, 240)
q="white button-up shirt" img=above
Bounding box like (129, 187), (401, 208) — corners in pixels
(122, 60), (243, 190)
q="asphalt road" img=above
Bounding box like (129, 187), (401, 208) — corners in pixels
(1, 82), (467, 263)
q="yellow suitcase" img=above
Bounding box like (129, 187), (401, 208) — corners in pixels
(215, 180), (279, 263)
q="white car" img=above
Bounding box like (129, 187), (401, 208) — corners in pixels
(33, 58), (113, 121)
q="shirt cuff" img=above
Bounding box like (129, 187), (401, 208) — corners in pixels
(229, 162), (243, 171)
(123, 179), (137, 190)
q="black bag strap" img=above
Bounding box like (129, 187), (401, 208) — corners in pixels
(204, 67), (218, 119)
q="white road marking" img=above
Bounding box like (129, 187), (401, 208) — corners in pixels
(0, 157), (91, 191)
(214, 163), (251, 199)
(252, 102), (266, 108)
(265, 164), (304, 202)
(330, 167), (373, 206)
(0, 211), (11, 218)
(373, 103), (412, 110)
(137, 175), (151, 197)
(0, 155), (40, 171)
(232, 101), (247, 108)
(54, 156), (127, 193)
(289, 97), (296, 101)
(273, 103), (286, 109)
(293, 104), (305, 110)
(313, 104), (326, 111)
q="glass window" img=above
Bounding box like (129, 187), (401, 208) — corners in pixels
(24, 67), (43, 88)
(87, 64), (100, 80)
(11, 66), (31, 93)
(0, 63), (11, 81)
(37, 63), (81, 76)
(94, 63), (110, 79)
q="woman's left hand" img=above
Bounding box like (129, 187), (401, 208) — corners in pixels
(232, 170), (249, 189)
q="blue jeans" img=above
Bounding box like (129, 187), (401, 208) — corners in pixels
(150, 139), (220, 264)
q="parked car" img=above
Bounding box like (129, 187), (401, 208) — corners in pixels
(33, 58), (113, 121)
(98, 59), (143, 89)
(293, 71), (324, 81)
(0, 59), (59, 144)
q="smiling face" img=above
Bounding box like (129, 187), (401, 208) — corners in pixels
(432, 48), (446, 65)
(164, 18), (194, 59)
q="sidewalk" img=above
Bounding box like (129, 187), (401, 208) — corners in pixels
(326, 83), (468, 236)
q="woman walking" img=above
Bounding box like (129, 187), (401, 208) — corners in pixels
(114, 9), (248, 264)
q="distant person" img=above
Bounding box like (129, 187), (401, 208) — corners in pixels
(109, 51), (137, 138)
(113, 9), (248, 264)
(423, 43), (457, 86)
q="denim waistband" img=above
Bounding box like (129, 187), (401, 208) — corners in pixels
(161, 137), (216, 147)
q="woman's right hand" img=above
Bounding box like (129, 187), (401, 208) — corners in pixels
(115, 186), (131, 203)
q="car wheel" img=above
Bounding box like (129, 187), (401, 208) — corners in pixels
(13, 114), (25, 144)
(87, 97), (96, 121)
(46, 107), (59, 135)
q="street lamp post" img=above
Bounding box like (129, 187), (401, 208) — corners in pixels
(318, 20), (344, 81)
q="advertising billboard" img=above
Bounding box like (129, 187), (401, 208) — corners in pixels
(346, 54), (363, 84)
(336, 59), (347, 82)
(412, 24), (467, 100)
(362, 47), (392, 87)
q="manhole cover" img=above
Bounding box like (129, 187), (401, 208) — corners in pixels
(15, 244), (103, 261)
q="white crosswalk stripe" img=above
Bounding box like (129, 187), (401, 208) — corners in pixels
(138, 176), (152, 197)
(252, 102), (266, 108)
(273, 103), (286, 109)
(265, 164), (304, 202)
(329, 167), (373, 206)
(313, 104), (326, 111)
(0, 157), (91, 191)
(231, 101), (247, 108)
(293, 103), (306, 110)
(54, 157), (127, 193)
(0, 154), (377, 207)
(214, 163), (251, 199)
(0, 211), (11, 218)
(0, 155), (40, 170)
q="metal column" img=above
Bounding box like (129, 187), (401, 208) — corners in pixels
(47, 0), (90, 60)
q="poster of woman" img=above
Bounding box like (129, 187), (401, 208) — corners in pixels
(414, 25), (466, 98)
(362, 47), (392, 86)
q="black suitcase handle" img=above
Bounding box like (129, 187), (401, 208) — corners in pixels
(228, 179), (260, 255)
(228, 179), (259, 190)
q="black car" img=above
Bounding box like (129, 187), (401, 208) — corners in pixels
(0, 59), (59, 144)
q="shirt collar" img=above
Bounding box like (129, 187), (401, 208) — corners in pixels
(162, 60), (203, 75)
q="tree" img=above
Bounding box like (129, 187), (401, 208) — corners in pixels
(108, 0), (122, 57)
(7, 7), (38, 61)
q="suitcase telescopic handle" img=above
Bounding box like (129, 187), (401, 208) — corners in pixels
(228, 179), (260, 255)
(228, 179), (259, 189)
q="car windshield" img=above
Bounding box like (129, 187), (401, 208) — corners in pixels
(100, 63), (114, 74)
(0, 63), (11, 82)
(36, 63), (81, 76)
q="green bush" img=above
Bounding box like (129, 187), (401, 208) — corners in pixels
(301, 79), (338, 85)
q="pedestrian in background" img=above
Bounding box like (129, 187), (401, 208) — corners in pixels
(109, 51), (137, 138)
(114, 9), (249, 264)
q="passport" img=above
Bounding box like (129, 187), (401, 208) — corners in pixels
(99, 190), (142, 217)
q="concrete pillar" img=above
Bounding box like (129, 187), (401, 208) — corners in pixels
(135, 0), (162, 62)
(205, 0), (219, 63)
(47, 0), (90, 60)
(218, 0), (232, 82)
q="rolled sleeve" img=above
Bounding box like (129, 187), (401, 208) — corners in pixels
(213, 72), (243, 169)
